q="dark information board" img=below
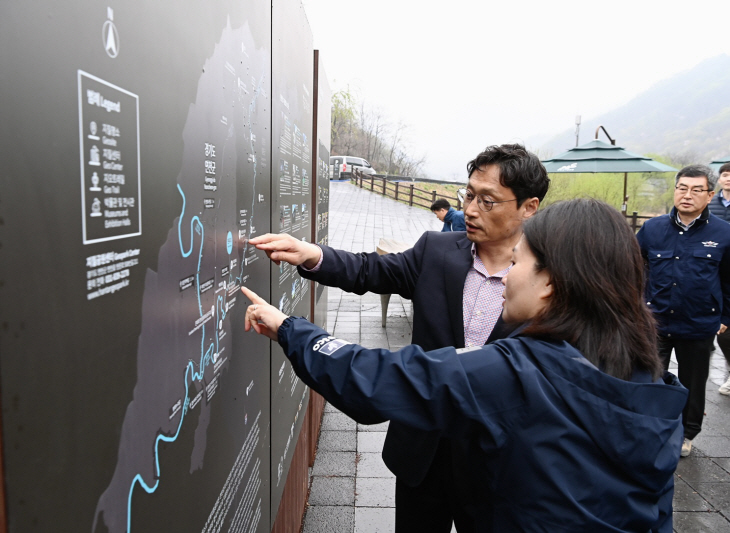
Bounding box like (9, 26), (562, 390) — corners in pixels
(0, 1), (317, 531)
(313, 51), (332, 331)
(269, 0), (314, 521)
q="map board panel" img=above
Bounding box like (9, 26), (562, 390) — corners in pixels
(0, 2), (277, 531)
(313, 51), (332, 331)
(269, 0), (315, 520)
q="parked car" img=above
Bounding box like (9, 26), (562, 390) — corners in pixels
(329, 156), (377, 179)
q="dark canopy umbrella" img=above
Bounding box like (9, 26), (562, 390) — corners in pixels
(541, 137), (676, 213)
(710, 156), (730, 173)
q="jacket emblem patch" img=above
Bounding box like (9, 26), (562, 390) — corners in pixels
(702, 241), (719, 248)
(314, 337), (351, 356)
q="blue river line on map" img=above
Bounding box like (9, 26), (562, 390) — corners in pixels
(124, 71), (266, 533)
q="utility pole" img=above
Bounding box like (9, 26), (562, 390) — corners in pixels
(575, 115), (581, 147)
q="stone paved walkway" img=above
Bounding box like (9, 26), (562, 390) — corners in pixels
(302, 180), (730, 533)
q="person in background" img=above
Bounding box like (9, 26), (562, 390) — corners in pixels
(431, 198), (466, 232)
(248, 144), (550, 532)
(242, 199), (686, 532)
(708, 162), (730, 395)
(637, 164), (730, 457)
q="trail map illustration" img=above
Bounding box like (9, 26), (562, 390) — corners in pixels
(0, 1), (326, 531)
(93, 21), (271, 533)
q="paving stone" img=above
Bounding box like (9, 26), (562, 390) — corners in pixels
(704, 401), (730, 425)
(713, 457), (730, 473)
(673, 510), (730, 532)
(693, 482), (730, 512)
(672, 478), (713, 512)
(337, 318), (363, 326)
(699, 417), (729, 437)
(676, 457), (730, 483)
(318, 430), (357, 452)
(308, 476), (356, 506)
(355, 478), (395, 508)
(354, 507), (395, 533)
(357, 452), (394, 478)
(337, 303), (363, 311)
(302, 505), (355, 533)
(694, 436), (730, 458)
(336, 310), (361, 318)
(358, 421), (389, 432)
(322, 411), (357, 431)
(359, 334), (389, 344)
(386, 330), (410, 338)
(386, 327), (410, 335)
(357, 431), (386, 453)
(333, 333), (360, 343)
(361, 321), (388, 329)
(312, 451), (357, 477)
(333, 328), (361, 338)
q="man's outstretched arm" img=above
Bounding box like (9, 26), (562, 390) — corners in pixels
(249, 233), (322, 269)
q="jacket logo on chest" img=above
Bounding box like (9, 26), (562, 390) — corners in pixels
(702, 241), (719, 248)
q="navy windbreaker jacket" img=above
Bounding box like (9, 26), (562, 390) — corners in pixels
(279, 317), (687, 532)
(636, 207), (730, 338)
(441, 207), (466, 232)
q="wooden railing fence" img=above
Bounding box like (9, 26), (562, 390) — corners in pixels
(350, 169), (654, 232)
(351, 170), (462, 211)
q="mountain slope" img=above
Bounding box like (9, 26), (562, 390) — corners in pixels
(540, 54), (730, 162)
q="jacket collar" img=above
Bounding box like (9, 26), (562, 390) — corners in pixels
(455, 232), (473, 249)
(717, 190), (730, 205)
(669, 205), (710, 230)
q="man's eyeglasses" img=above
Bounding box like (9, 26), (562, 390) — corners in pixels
(457, 188), (518, 212)
(675, 185), (711, 196)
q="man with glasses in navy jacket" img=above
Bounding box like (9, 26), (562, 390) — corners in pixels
(638, 164), (730, 458)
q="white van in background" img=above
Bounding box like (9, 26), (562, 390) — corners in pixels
(329, 156), (377, 179)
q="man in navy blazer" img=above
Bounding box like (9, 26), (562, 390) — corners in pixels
(250, 144), (550, 532)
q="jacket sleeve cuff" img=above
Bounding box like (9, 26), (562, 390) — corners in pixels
(278, 316), (298, 354)
(298, 245), (324, 272)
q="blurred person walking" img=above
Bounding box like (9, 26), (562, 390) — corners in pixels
(431, 198), (466, 232)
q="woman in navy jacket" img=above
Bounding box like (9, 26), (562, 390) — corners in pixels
(242, 199), (686, 532)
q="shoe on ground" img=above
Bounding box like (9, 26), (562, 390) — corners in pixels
(719, 377), (730, 395)
(681, 438), (692, 458)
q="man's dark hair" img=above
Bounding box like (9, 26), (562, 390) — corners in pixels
(676, 164), (717, 189)
(719, 162), (730, 176)
(466, 144), (550, 206)
(430, 198), (451, 212)
(521, 198), (662, 381)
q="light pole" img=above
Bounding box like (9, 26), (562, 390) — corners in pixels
(594, 125), (628, 213)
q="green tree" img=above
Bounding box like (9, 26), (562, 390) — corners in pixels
(331, 88), (357, 156)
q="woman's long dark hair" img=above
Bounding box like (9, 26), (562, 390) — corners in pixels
(521, 199), (662, 381)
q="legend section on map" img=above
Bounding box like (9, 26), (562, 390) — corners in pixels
(78, 70), (141, 244)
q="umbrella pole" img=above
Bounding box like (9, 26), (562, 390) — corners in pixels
(622, 172), (628, 213)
